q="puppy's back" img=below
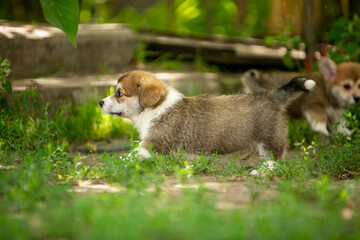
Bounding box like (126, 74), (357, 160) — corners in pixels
(148, 93), (287, 154)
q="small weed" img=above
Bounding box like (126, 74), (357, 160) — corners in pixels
(219, 157), (249, 177)
(191, 154), (219, 174)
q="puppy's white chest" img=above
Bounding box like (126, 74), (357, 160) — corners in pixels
(134, 113), (154, 140)
(133, 86), (183, 140)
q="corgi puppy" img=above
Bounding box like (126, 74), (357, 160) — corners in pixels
(100, 71), (315, 162)
(241, 58), (360, 136)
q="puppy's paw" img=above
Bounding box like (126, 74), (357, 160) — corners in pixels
(120, 146), (152, 163)
(250, 160), (277, 176)
(135, 146), (152, 159)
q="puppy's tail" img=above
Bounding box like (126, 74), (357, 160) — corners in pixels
(274, 76), (315, 105)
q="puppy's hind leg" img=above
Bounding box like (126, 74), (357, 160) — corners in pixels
(250, 141), (285, 176)
(258, 142), (278, 170)
(250, 128), (287, 175)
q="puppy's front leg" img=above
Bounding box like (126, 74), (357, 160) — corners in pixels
(132, 140), (152, 159)
(303, 106), (329, 135)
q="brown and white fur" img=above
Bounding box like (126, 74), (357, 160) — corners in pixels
(241, 58), (360, 136)
(100, 71), (315, 164)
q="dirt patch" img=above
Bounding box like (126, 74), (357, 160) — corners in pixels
(160, 177), (278, 209)
(71, 176), (278, 209)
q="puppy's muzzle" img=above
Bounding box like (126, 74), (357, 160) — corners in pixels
(99, 100), (104, 107)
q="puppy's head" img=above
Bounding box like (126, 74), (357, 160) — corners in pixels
(241, 69), (261, 93)
(319, 57), (360, 106)
(99, 71), (167, 118)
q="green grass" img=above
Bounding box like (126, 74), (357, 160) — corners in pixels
(1, 102), (360, 239)
(1, 147), (360, 239)
(1, 60), (360, 239)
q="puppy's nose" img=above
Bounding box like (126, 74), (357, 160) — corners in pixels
(354, 96), (360, 103)
(99, 100), (104, 107)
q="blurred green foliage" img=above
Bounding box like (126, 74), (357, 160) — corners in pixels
(263, 26), (304, 71)
(326, 14), (360, 63)
(1, 0), (358, 43)
(79, 0), (270, 37)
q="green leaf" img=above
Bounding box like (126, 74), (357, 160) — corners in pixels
(40, 0), (79, 47)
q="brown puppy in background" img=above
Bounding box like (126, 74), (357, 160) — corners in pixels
(100, 71), (315, 167)
(241, 57), (360, 136)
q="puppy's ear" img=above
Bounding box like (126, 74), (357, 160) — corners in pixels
(139, 78), (167, 108)
(319, 57), (337, 82)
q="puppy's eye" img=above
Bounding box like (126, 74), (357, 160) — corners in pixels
(117, 90), (123, 97)
(343, 84), (351, 90)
